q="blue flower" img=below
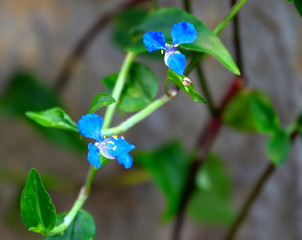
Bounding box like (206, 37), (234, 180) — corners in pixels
(78, 114), (136, 169)
(143, 21), (197, 75)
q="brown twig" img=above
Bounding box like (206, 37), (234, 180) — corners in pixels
(171, 76), (245, 240)
(225, 131), (298, 240)
(53, 0), (149, 93)
(225, 163), (275, 240)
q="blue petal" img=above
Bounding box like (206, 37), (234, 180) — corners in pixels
(78, 114), (103, 141)
(117, 153), (133, 169)
(104, 137), (136, 157)
(171, 22), (197, 45)
(88, 143), (101, 168)
(165, 52), (186, 75)
(143, 32), (166, 52)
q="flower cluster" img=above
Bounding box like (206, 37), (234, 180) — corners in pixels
(143, 21), (197, 75)
(78, 114), (136, 169)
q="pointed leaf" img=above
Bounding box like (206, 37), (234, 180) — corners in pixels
(88, 93), (116, 114)
(26, 107), (78, 132)
(0, 71), (85, 152)
(20, 169), (56, 235)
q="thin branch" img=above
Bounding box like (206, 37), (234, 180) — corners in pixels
(171, 77), (245, 240)
(230, 0), (245, 76)
(196, 64), (216, 116)
(225, 164), (275, 240)
(225, 131), (298, 240)
(53, 0), (149, 93)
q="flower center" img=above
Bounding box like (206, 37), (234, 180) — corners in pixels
(165, 43), (178, 55)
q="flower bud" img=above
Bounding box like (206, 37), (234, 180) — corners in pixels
(182, 77), (192, 86)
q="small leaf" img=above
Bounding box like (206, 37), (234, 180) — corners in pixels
(188, 154), (234, 225)
(131, 8), (240, 75)
(88, 93), (116, 114)
(222, 90), (280, 133)
(167, 69), (206, 103)
(0, 71), (85, 152)
(266, 129), (291, 166)
(135, 141), (190, 221)
(294, 0), (302, 16)
(102, 62), (158, 112)
(26, 107), (78, 132)
(20, 169), (56, 235)
(45, 210), (95, 240)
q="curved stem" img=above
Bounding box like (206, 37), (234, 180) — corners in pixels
(102, 89), (178, 136)
(214, 0), (248, 35)
(185, 0), (248, 75)
(49, 166), (97, 234)
(50, 52), (135, 235)
(103, 52), (136, 129)
(225, 164), (275, 240)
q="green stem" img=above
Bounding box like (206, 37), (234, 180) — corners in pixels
(49, 166), (97, 234)
(103, 51), (136, 129)
(102, 89), (178, 136)
(214, 0), (248, 35)
(185, 0), (248, 75)
(50, 52), (136, 235)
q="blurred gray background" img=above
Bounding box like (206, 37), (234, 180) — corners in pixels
(1, 0), (302, 239)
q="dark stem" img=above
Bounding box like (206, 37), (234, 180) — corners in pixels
(171, 77), (244, 240)
(183, 0), (192, 13)
(225, 164), (276, 240)
(196, 64), (216, 116)
(53, 0), (149, 93)
(230, 0), (244, 76)
(225, 131), (298, 240)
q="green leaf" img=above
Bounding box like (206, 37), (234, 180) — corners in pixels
(266, 129), (291, 166)
(112, 7), (149, 51)
(222, 90), (280, 133)
(294, 0), (302, 16)
(135, 141), (190, 221)
(131, 8), (240, 75)
(26, 107), (78, 132)
(188, 154), (234, 225)
(167, 69), (206, 103)
(102, 62), (158, 112)
(0, 71), (85, 153)
(45, 210), (95, 240)
(88, 93), (116, 114)
(20, 169), (56, 235)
